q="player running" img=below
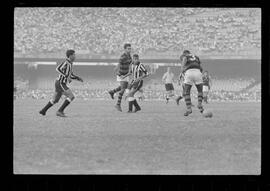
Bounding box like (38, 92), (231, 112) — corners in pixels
(39, 50), (83, 117)
(202, 71), (212, 104)
(125, 54), (149, 113)
(108, 43), (133, 112)
(176, 71), (185, 105)
(162, 67), (176, 104)
(181, 50), (204, 116)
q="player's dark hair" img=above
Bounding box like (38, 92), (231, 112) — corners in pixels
(183, 50), (190, 54)
(124, 43), (131, 49)
(66, 49), (75, 58)
(133, 54), (139, 58)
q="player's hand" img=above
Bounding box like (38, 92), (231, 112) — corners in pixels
(77, 77), (83, 82)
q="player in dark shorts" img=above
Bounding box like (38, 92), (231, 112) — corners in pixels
(162, 67), (176, 103)
(108, 43), (132, 112)
(176, 72), (185, 105)
(39, 50), (83, 117)
(125, 54), (149, 112)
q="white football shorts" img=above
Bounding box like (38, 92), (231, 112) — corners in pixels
(117, 75), (130, 82)
(184, 69), (203, 85)
(203, 85), (209, 92)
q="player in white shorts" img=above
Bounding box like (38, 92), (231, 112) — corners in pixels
(202, 71), (212, 103)
(162, 67), (175, 103)
(181, 50), (204, 116)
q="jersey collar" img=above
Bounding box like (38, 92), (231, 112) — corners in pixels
(66, 58), (73, 64)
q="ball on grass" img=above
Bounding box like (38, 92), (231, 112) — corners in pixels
(203, 110), (213, 118)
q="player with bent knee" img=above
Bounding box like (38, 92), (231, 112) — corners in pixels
(39, 49), (83, 117)
(180, 50), (204, 116)
(125, 54), (149, 113)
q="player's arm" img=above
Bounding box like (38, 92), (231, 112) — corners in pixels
(140, 63), (150, 77)
(181, 56), (187, 73)
(56, 61), (69, 77)
(162, 73), (167, 84)
(197, 56), (203, 72)
(209, 76), (212, 89)
(70, 72), (83, 82)
(113, 63), (120, 76)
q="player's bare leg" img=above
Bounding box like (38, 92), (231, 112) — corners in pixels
(195, 83), (204, 113)
(203, 91), (209, 103)
(56, 89), (75, 117)
(183, 83), (193, 116)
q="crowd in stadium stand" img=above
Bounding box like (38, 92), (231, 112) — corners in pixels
(14, 8), (260, 56)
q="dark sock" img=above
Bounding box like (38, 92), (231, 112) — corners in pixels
(176, 95), (182, 101)
(133, 99), (141, 110)
(41, 101), (53, 113)
(117, 91), (124, 105)
(111, 86), (121, 94)
(184, 94), (192, 110)
(128, 101), (133, 111)
(58, 100), (70, 112)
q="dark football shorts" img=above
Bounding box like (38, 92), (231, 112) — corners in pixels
(55, 80), (69, 93)
(165, 83), (174, 91)
(130, 80), (143, 91)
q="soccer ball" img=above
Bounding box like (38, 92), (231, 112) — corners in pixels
(203, 110), (213, 118)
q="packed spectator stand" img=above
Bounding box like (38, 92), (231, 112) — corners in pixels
(14, 8), (260, 57)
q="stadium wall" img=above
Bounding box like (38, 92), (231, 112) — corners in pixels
(14, 59), (261, 89)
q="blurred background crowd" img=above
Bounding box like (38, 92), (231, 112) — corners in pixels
(14, 78), (261, 102)
(14, 8), (260, 57)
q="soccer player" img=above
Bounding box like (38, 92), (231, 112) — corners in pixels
(176, 72), (185, 105)
(181, 50), (204, 116)
(136, 89), (145, 101)
(202, 71), (212, 103)
(39, 50), (83, 117)
(108, 43), (133, 112)
(125, 54), (149, 113)
(162, 67), (176, 103)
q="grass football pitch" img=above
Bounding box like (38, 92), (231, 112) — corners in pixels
(13, 98), (261, 174)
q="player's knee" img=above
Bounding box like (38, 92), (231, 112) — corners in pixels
(67, 94), (75, 102)
(51, 98), (59, 104)
(70, 95), (75, 101)
(196, 84), (203, 92)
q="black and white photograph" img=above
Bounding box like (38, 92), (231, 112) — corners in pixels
(13, 7), (261, 175)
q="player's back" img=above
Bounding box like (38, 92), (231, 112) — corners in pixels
(183, 54), (201, 72)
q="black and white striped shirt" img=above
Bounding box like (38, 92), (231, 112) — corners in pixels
(56, 58), (77, 84)
(131, 62), (148, 80)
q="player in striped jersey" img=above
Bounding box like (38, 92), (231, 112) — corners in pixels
(181, 50), (204, 116)
(125, 54), (149, 113)
(202, 71), (212, 103)
(39, 50), (83, 117)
